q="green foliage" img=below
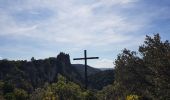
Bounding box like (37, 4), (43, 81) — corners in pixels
(113, 34), (170, 99)
(0, 81), (4, 89)
(0, 52), (83, 89)
(4, 93), (16, 100)
(29, 88), (46, 100)
(14, 88), (28, 100)
(51, 74), (83, 100)
(115, 49), (148, 97)
(97, 85), (115, 100)
(139, 34), (170, 99)
(31, 57), (35, 61)
(82, 90), (97, 100)
(30, 74), (97, 100)
(3, 82), (14, 94)
(126, 95), (140, 100)
(0, 80), (4, 95)
(89, 70), (114, 90)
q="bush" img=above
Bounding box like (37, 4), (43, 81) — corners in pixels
(14, 88), (28, 100)
(126, 95), (140, 100)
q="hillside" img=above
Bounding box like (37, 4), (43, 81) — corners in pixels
(72, 64), (101, 77)
(0, 53), (114, 92)
(0, 53), (84, 92)
(89, 70), (114, 90)
(99, 68), (114, 71)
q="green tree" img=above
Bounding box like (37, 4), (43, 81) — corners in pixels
(29, 88), (46, 100)
(3, 82), (14, 94)
(113, 34), (170, 99)
(126, 95), (140, 100)
(4, 93), (16, 100)
(97, 85), (115, 100)
(139, 34), (170, 99)
(31, 57), (35, 62)
(114, 49), (149, 99)
(51, 74), (82, 100)
(30, 74), (91, 100)
(0, 81), (5, 99)
(14, 88), (28, 100)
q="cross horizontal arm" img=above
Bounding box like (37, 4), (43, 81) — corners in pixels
(86, 57), (99, 59)
(73, 57), (99, 60)
(73, 58), (85, 60)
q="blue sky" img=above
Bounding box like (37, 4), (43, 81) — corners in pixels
(0, 0), (170, 68)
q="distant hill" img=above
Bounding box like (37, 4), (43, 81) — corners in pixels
(72, 64), (101, 78)
(88, 69), (114, 90)
(99, 68), (114, 71)
(72, 64), (115, 90)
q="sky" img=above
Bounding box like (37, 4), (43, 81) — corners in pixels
(0, 0), (170, 68)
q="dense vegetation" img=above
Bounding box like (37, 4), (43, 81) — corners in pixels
(0, 34), (169, 100)
(89, 70), (114, 90)
(98, 34), (170, 100)
(0, 50), (114, 100)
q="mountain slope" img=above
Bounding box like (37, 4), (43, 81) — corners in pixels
(0, 53), (115, 92)
(0, 53), (83, 92)
(88, 69), (114, 90)
(72, 64), (101, 78)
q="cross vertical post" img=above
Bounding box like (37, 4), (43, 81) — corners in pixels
(84, 50), (87, 89)
(73, 50), (99, 89)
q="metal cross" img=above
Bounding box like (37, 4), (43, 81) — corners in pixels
(73, 50), (99, 89)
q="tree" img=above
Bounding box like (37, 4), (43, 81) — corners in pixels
(14, 88), (28, 100)
(0, 81), (5, 100)
(31, 57), (35, 62)
(114, 49), (149, 99)
(113, 34), (170, 99)
(97, 85), (115, 100)
(4, 93), (16, 100)
(139, 34), (170, 99)
(3, 82), (14, 94)
(51, 74), (83, 100)
(29, 88), (46, 100)
(126, 95), (140, 100)
(30, 74), (95, 100)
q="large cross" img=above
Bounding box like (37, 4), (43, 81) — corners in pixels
(73, 50), (99, 89)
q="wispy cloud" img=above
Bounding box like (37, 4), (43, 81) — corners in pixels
(0, 0), (144, 46)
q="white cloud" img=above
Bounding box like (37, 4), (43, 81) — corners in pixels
(97, 0), (138, 5)
(0, 0), (142, 38)
(90, 58), (114, 68)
